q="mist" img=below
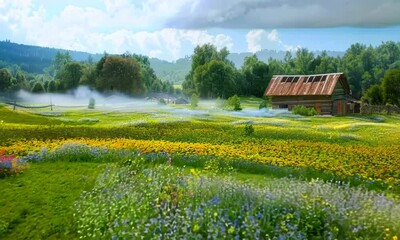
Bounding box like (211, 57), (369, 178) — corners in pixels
(12, 86), (289, 119)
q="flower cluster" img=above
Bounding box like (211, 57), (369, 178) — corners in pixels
(0, 150), (26, 178)
(3, 137), (399, 185)
(75, 165), (400, 239)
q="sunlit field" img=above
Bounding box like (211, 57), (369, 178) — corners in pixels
(1, 91), (400, 239)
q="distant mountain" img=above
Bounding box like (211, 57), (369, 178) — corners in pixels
(0, 40), (102, 73)
(0, 40), (345, 84)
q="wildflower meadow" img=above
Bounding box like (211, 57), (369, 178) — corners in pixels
(0, 103), (399, 239)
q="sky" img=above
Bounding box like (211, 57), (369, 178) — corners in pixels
(1, 0), (400, 62)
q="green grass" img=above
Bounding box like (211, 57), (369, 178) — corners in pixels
(0, 162), (105, 240)
(1, 101), (400, 238)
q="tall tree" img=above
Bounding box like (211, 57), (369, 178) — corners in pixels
(96, 56), (144, 96)
(46, 52), (73, 77)
(183, 44), (237, 97)
(57, 62), (83, 90)
(241, 55), (270, 97)
(382, 68), (400, 106)
(0, 68), (13, 92)
(295, 48), (314, 74)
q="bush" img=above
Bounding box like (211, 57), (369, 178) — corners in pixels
(243, 124), (254, 136)
(224, 95), (242, 111)
(191, 93), (199, 108)
(88, 97), (95, 109)
(259, 99), (269, 109)
(291, 105), (318, 116)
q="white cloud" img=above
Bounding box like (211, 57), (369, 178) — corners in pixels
(0, 1), (234, 61)
(246, 29), (264, 53)
(246, 29), (299, 53)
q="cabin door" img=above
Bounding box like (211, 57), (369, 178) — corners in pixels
(337, 101), (342, 115)
(314, 103), (321, 114)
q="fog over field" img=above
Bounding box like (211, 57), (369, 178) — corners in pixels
(14, 86), (288, 118)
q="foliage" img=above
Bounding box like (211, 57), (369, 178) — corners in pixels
(382, 68), (400, 107)
(259, 98), (269, 109)
(0, 68), (13, 92)
(362, 84), (384, 105)
(292, 105), (318, 116)
(31, 81), (46, 93)
(240, 54), (270, 97)
(57, 62), (83, 90)
(88, 97), (95, 109)
(224, 95), (242, 111)
(243, 124), (254, 136)
(183, 44), (237, 98)
(96, 55), (145, 96)
(190, 93), (199, 107)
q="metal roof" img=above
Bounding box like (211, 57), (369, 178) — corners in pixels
(264, 73), (350, 96)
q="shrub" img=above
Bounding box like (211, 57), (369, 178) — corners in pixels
(224, 95), (242, 111)
(158, 98), (167, 105)
(191, 93), (199, 107)
(259, 98), (269, 109)
(88, 97), (95, 109)
(243, 124), (254, 136)
(291, 105), (318, 116)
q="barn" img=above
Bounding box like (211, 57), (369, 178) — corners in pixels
(264, 73), (359, 115)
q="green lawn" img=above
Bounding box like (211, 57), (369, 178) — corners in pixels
(0, 162), (105, 240)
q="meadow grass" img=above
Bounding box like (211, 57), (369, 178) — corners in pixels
(1, 102), (400, 239)
(0, 162), (105, 240)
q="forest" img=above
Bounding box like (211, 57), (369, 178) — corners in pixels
(1, 41), (400, 106)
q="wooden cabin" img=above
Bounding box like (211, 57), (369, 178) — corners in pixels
(264, 73), (358, 115)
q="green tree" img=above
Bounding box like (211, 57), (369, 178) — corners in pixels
(80, 64), (97, 88)
(57, 62), (83, 90)
(47, 80), (58, 92)
(382, 68), (400, 106)
(362, 84), (384, 105)
(295, 48), (314, 74)
(31, 81), (46, 93)
(96, 56), (144, 96)
(46, 52), (73, 77)
(184, 44), (238, 98)
(0, 68), (13, 92)
(241, 55), (270, 97)
(343, 43), (367, 98)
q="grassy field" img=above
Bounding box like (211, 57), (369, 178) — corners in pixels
(1, 100), (400, 239)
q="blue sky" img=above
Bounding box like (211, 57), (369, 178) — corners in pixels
(1, 0), (400, 61)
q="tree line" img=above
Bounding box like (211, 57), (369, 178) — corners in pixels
(0, 52), (176, 96)
(182, 42), (400, 106)
(1, 41), (400, 107)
